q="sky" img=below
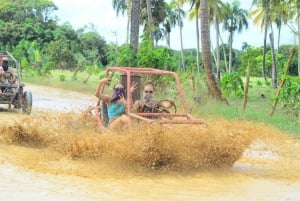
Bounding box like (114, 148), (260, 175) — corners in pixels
(52, 0), (297, 50)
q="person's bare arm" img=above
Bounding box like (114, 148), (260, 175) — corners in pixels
(95, 78), (111, 104)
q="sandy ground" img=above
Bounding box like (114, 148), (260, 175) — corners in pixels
(0, 84), (300, 201)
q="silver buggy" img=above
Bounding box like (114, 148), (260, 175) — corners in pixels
(0, 51), (32, 114)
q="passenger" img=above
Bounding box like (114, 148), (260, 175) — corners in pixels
(95, 77), (136, 130)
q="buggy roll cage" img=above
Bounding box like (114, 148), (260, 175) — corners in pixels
(101, 67), (205, 126)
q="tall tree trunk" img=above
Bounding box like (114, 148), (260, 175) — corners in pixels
(126, 18), (130, 44)
(269, 31), (277, 88)
(262, 22), (268, 81)
(126, 0), (132, 45)
(228, 30), (233, 72)
(166, 31), (171, 48)
(130, 0), (140, 52)
(195, 7), (200, 72)
(262, 1), (270, 82)
(298, 13), (300, 76)
(146, 0), (153, 45)
(219, 34), (228, 72)
(200, 0), (224, 101)
(214, 0), (220, 80)
(277, 26), (281, 54)
(179, 17), (185, 71)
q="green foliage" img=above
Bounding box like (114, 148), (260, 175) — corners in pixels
(182, 49), (201, 72)
(112, 44), (138, 67)
(59, 74), (66, 82)
(239, 47), (264, 76)
(42, 40), (76, 69)
(256, 79), (263, 86)
(138, 34), (175, 71)
(278, 45), (299, 76)
(278, 76), (300, 116)
(220, 72), (244, 98)
(78, 30), (108, 66)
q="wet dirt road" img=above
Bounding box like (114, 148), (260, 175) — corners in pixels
(0, 84), (300, 201)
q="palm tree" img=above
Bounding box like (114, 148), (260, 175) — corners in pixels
(175, 2), (187, 71)
(177, 0), (201, 72)
(249, 0), (270, 81)
(222, 0), (248, 72)
(271, 0), (289, 51)
(214, 0), (220, 79)
(164, 1), (178, 49)
(112, 0), (131, 44)
(200, 0), (223, 101)
(153, 28), (164, 46)
(130, 0), (140, 52)
(250, 0), (289, 84)
(146, 0), (154, 44)
(287, 0), (300, 76)
(112, 0), (127, 16)
(140, 0), (167, 34)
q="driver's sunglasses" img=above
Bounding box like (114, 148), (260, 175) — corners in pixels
(144, 90), (153, 94)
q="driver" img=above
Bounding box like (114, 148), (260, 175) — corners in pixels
(0, 56), (16, 84)
(131, 80), (156, 113)
(0, 57), (16, 93)
(132, 80), (175, 115)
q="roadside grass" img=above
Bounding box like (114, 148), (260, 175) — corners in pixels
(22, 70), (299, 135)
(21, 69), (103, 94)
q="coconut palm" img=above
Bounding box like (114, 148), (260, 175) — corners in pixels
(200, 0), (223, 101)
(174, 2), (187, 71)
(112, 0), (127, 16)
(112, 0), (132, 44)
(153, 28), (164, 46)
(214, 0), (220, 79)
(249, 0), (271, 81)
(287, 0), (300, 76)
(250, 0), (290, 85)
(222, 0), (248, 72)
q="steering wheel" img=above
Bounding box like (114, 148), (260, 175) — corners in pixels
(151, 99), (176, 118)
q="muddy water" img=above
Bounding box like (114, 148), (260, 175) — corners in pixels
(0, 84), (300, 201)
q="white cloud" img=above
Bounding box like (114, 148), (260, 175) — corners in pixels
(53, 0), (128, 44)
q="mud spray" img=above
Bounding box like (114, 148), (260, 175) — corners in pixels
(0, 112), (299, 180)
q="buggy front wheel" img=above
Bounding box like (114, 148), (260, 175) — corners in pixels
(22, 91), (32, 115)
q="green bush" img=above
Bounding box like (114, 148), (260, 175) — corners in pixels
(59, 74), (66, 82)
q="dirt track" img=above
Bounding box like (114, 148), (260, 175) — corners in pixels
(0, 84), (300, 201)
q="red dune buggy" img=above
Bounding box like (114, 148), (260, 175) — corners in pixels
(96, 67), (205, 129)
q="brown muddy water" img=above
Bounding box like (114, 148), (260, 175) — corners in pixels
(0, 84), (299, 201)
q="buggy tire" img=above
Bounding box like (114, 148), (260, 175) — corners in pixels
(100, 101), (109, 127)
(22, 91), (32, 115)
